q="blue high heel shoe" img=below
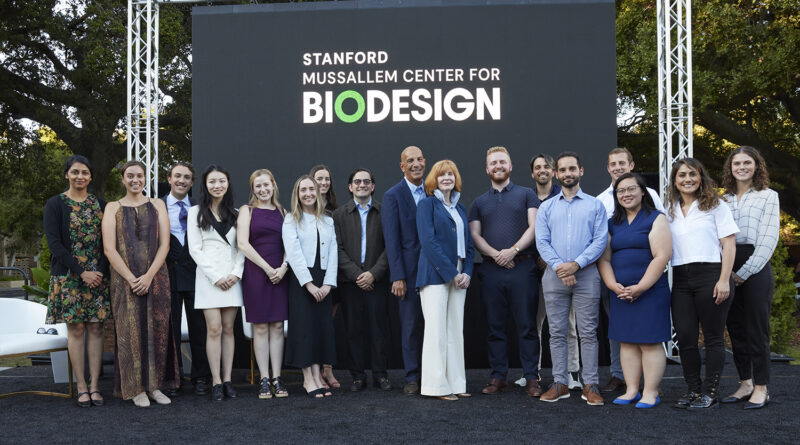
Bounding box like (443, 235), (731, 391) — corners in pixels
(612, 393), (642, 405)
(635, 396), (661, 409)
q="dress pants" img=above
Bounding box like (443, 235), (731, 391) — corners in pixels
(341, 281), (390, 380)
(398, 280), (424, 383)
(480, 258), (540, 381)
(600, 285), (624, 380)
(671, 263), (734, 393)
(727, 245), (773, 385)
(542, 265), (601, 386)
(419, 274), (466, 396)
(536, 281), (580, 373)
(169, 290), (210, 382)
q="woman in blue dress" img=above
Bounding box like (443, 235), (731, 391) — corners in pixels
(598, 173), (672, 409)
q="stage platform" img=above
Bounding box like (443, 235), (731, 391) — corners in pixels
(1, 362), (798, 443)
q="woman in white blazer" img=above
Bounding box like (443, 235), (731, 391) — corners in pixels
(187, 165), (245, 402)
(282, 175), (338, 398)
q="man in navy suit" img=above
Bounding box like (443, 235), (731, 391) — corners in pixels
(161, 162), (211, 396)
(381, 146), (426, 395)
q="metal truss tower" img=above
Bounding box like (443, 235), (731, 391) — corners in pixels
(127, 0), (160, 197)
(657, 0), (693, 360)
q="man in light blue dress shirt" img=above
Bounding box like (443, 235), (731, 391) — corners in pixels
(536, 152), (608, 405)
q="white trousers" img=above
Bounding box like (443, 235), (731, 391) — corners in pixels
(419, 279), (467, 396)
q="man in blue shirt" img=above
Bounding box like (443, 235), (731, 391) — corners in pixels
(536, 152), (608, 405)
(333, 168), (391, 392)
(531, 154), (582, 391)
(469, 146), (542, 398)
(381, 146), (426, 395)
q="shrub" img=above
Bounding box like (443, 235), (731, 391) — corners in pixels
(770, 238), (797, 354)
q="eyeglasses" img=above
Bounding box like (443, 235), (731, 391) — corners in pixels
(615, 186), (641, 196)
(352, 179), (373, 185)
(36, 327), (59, 335)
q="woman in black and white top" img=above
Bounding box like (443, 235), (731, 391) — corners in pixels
(667, 158), (738, 410)
(720, 146), (779, 410)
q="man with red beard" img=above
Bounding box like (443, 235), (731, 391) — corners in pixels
(469, 146), (542, 397)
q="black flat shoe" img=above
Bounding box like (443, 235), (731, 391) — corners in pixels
(721, 392), (752, 404)
(89, 391), (105, 407)
(210, 384), (224, 402)
(350, 379), (366, 392)
(687, 393), (719, 410)
(673, 391), (700, 409)
(744, 394), (770, 410)
(222, 381), (237, 399)
(75, 391), (91, 408)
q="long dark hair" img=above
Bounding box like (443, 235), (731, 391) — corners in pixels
(309, 164), (337, 210)
(667, 157), (719, 218)
(612, 173), (656, 225)
(197, 165), (237, 231)
(721, 146), (770, 194)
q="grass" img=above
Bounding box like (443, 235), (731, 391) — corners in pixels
(0, 357), (32, 367)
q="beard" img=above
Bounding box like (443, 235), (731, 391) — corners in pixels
(559, 175), (580, 188)
(489, 168), (510, 183)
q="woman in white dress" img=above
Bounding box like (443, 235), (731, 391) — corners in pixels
(187, 165), (245, 401)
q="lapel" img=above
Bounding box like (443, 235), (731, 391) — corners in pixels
(398, 179), (417, 212)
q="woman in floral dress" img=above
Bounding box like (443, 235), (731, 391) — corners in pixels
(43, 155), (111, 408)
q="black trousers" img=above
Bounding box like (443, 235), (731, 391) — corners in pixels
(341, 281), (390, 380)
(169, 290), (211, 382)
(479, 258), (540, 381)
(671, 263), (733, 393)
(726, 245), (773, 385)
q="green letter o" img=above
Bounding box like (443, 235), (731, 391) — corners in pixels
(334, 90), (365, 123)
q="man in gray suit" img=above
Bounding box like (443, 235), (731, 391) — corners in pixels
(333, 168), (392, 392)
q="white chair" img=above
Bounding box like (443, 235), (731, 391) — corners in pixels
(0, 299), (73, 399)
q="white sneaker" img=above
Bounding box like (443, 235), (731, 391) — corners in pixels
(514, 376), (527, 387)
(568, 372), (582, 390)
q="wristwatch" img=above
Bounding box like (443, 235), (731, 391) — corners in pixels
(513, 244), (520, 253)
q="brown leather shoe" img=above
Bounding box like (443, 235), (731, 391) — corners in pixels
(582, 384), (605, 406)
(540, 382), (570, 402)
(600, 377), (626, 393)
(525, 379), (543, 397)
(480, 378), (508, 395)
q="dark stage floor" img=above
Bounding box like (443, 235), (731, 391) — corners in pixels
(1, 362), (798, 444)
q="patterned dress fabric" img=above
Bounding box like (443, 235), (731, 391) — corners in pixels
(46, 194), (111, 324)
(110, 202), (179, 399)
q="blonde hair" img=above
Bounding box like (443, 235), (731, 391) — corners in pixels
(290, 175), (325, 222)
(424, 160), (463, 196)
(248, 169), (282, 211)
(486, 146), (510, 160)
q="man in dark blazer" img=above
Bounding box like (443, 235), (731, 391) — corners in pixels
(161, 162), (211, 396)
(333, 168), (392, 392)
(381, 146), (427, 395)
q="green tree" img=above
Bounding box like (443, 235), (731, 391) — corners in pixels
(617, 0), (800, 220)
(0, 0), (193, 196)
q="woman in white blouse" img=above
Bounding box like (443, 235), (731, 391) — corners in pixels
(187, 165), (245, 401)
(667, 158), (738, 410)
(720, 147), (779, 410)
(282, 175), (338, 398)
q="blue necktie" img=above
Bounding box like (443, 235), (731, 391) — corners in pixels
(178, 201), (188, 232)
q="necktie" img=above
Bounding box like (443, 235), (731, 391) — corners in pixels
(178, 201), (188, 232)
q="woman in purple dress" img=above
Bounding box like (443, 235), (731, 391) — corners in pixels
(237, 169), (290, 399)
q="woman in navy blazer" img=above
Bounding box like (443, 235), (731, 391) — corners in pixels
(416, 160), (474, 400)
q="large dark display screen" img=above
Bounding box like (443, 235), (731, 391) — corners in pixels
(192, 0), (616, 369)
(192, 0), (616, 204)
